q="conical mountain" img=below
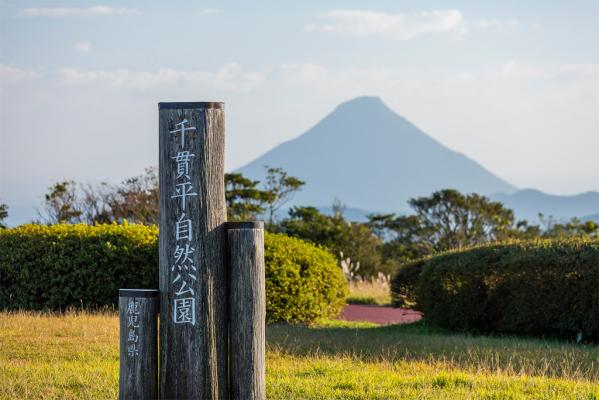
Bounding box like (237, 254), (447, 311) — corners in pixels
(237, 96), (516, 212)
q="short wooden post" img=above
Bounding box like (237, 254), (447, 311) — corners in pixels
(158, 102), (228, 399)
(118, 289), (158, 400)
(227, 221), (266, 400)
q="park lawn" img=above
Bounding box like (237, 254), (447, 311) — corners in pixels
(0, 312), (598, 400)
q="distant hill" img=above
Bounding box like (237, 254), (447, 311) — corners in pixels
(582, 213), (599, 223)
(317, 192), (599, 223)
(237, 96), (597, 222)
(237, 96), (516, 213)
(490, 189), (599, 222)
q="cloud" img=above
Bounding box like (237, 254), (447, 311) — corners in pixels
(21, 5), (140, 17)
(56, 64), (264, 91)
(0, 64), (40, 83)
(304, 9), (464, 40)
(74, 41), (92, 53)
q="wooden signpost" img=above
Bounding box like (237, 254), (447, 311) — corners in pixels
(158, 102), (228, 399)
(118, 101), (265, 400)
(228, 221), (266, 400)
(118, 289), (158, 400)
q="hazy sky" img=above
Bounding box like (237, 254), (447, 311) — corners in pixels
(1, 0), (598, 225)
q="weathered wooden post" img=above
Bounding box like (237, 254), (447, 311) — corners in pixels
(158, 102), (228, 399)
(227, 221), (266, 400)
(118, 289), (159, 400)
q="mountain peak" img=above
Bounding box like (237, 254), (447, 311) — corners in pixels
(334, 96), (390, 113)
(236, 96), (516, 212)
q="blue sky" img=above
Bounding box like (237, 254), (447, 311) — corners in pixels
(1, 0), (598, 225)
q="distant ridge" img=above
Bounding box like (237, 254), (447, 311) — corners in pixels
(582, 214), (599, 223)
(490, 189), (599, 222)
(237, 96), (516, 213)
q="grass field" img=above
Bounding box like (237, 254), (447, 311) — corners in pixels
(346, 274), (392, 305)
(1, 311), (597, 399)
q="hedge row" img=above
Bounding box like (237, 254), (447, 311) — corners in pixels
(391, 239), (599, 341)
(0, 224), (347, 323)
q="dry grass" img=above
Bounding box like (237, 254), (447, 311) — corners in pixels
(1, 311), (598, 399)
(0, 310), (119, 399)
(346, 273), (392, 305)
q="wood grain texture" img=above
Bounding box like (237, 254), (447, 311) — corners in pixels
(158, 103), (228, 399)
(227, 223), (266, 400)
(119, 290), (158, 400)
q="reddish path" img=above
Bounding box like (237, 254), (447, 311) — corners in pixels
(338, 304), (422, 325)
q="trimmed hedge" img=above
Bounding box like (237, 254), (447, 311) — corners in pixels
(264, 233), (347, 323)
(0, 223), (157, 310)
(0, 224), (347, 323)
(392, 239), (599, 341)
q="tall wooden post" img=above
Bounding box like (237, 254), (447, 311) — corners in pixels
(118, 289), (158, 400)
(158, 102), (228, 399)
(227, 222), (266, 400)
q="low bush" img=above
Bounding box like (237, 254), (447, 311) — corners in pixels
(392, 239), (599, 341)
(0, 224), (347, 323)
(264, 232), (348, 322)
(0, 223), (157, 310)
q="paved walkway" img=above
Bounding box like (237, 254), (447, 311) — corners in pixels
(339, 304), (422, 325)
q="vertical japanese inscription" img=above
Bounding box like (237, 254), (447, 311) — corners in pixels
(158, 102), (228, 399)
(126, 298), (140, 357)
(170, 119), (198, 324)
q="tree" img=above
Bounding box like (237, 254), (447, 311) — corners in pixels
(263, 166), (305, 226)
(280, 206), (388, 275)
(40, 180), (82, 224)
(107, 167), (159, 224)
(39, 169), (159, 225)
(408, 189), (515, 249)
(540, 214), (598, 239)
(0, 202), (8, 228)
(225, 173), (271, 221)
(369, 189), (520, 263)
(368, 214), (436, 264)
(79, 182), (113, 224)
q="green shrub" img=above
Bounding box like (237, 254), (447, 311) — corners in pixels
(264, 232), (348, 322)
(0, 223), (158, 310)
(390, 259), (424, 309)
(404, 239), (599, 341)
(0, 224), (347, 323)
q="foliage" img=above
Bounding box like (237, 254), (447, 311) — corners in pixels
(0, 223), (158, 310)
(407, 189), (516, 248)
(107, 166), (159, 224)
(390, 259), (424, 308)
(280, 206), (392, 276)
(539, 214), (598, 239)
(0, 224), (346, 323)
(263, 166), (305, 226)
(41, 180), (82, 224)
(392, 238), (599, 341)
(225, 172), (272, 221)
(0, 202), (8, 228)
(369, 189), (540, 265)
(38, 167), (305, 226)
(264, 232), (348, 322)
(39, 168), (159, 225)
